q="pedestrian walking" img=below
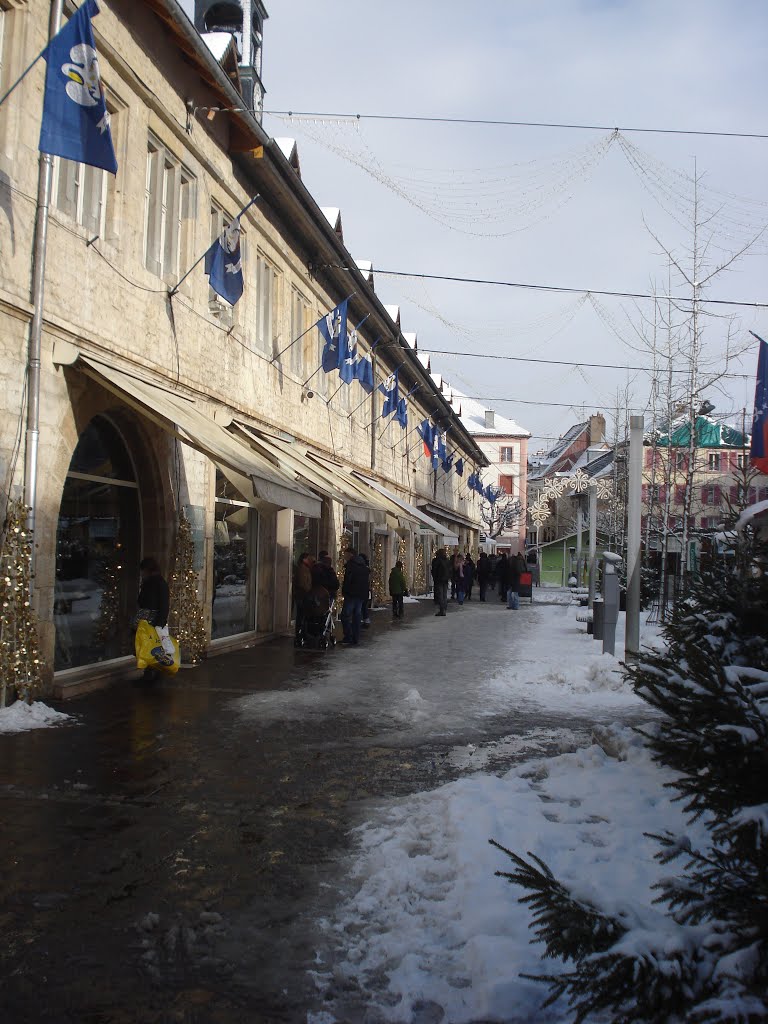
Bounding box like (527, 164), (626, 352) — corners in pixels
(359, 552), (373, 626)
(450, 549), (461, 600)
(292, 551), (314, 646)
(507, 552), (526, 609)
(388, 560), (408, 619)
(431, 547), (450, 616)
(477, 552), (490, 601)
(341, 549), (370, 645)
(497, 553), (509, 603)
(135, 557), (172, 683)
(488, 553), (498, 593)
(455, 553), (467, 605)
(463, 554), (475, 601)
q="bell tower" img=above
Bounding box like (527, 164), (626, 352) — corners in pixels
(194, 1), (268, 118)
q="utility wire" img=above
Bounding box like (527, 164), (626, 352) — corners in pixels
(265, 109), (768, 142)
(422, 348), (752, 380)
(331, 264), (766, 310)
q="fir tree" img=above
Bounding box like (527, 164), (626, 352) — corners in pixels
(494, 527), (768, 1023)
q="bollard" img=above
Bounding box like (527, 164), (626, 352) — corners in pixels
(592, 598), (604, 640)
(601, 551), (622, 656)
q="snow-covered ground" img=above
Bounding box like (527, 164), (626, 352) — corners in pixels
(234, 600), (654, 746)
(287, 602), (677, 1023)
(0, 699), (73, 734)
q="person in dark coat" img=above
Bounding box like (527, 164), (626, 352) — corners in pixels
(341, 549), (370, 645)
(476, 552), (490, 601)
(292, 552), (314, 646)
(136, 557), (171, 683)
(496, 553), (509, 603)
(311, 550), (339, 600)
(507, 552), (525, 609)
(388, 560), (408, 619)
(431, 548), (450, 616)
(463, 554), (475, 601)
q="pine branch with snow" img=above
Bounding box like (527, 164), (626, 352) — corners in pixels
(493, 533), (768, 1022)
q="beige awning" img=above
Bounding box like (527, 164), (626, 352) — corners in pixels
(54, 345), (321, 518)
(231, 421), (412, 528)
(352, 473), (460, 545)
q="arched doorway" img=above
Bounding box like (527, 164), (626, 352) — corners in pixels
(54, 415), (141, 670)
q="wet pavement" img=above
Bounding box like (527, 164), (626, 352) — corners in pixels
(0, 595), (651, 1023)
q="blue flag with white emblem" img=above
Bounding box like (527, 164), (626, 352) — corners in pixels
(379, 369), (400, 417)
(205, 217), (244, 305)
(319, 300), (349, 373)
(396, 396), (408, 430)
(455, 458), (464, 477)
(354, 354), (374, 393)
(39, 0), (117, 174)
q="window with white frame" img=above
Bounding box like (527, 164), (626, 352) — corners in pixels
(708, 452), (721, 472)
(256, 254), (280, 355)
(704, 485), (717, 504)
(499, 445), (516, 463)
(736, 452), (746, 469)
(144, 136), (195, 280)
(289, 288), (309, 377)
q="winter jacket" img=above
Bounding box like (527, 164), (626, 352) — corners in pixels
(342, 555), (370, 600)
(137, 573), (170, 629)
(431, 553), (450, 585)
(463, 559), (475, 585)
(507, 555), (522, 591)
(477, 555), (490, 581)
(293, 560), (313, 599)
(312, 561), (339, 596)
(388, 567), (408, 597)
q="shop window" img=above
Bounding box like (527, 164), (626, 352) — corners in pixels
(54, 416), (140, 671)
(212, 470), (257, 639)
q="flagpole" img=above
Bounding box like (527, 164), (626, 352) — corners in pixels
(169, 194), (259, 297)
(24, 0), (63, 561)
(0, 47), (48, 110)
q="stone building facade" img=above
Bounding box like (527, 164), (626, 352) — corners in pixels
(0, 0), (485, 695)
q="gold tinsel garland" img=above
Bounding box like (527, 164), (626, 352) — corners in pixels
(168, 510), (207, 664)
(414, 541), (425, 595)
(93, 542), (124, 657)
(0, 499), (43, 704)
(396, 535), (409, 591)
(371, 538), (385, 607)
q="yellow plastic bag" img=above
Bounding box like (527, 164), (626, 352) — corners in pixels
(134, 619), (180, 675)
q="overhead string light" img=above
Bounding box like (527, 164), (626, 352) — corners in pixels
(275, 114), (616, 237)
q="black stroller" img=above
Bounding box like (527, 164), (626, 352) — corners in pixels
(299, 585), (337, 650)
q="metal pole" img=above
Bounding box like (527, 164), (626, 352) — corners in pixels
(626, 415), (644, 657)
(575, 502), (583, 585)
(587, 485), (597, 608)
(24, 0), (63, 557)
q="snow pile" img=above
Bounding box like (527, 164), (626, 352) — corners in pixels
(0, 700), (73, 734)
(313, 725), (705, 1023)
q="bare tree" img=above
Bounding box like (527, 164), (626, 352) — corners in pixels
(481, 492), (524, 540)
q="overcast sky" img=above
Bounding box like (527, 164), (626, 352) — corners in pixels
(181, 0), (768, 450)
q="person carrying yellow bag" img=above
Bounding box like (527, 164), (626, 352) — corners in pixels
(134, 557), (179, 683)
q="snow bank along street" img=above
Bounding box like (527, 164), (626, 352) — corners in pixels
(1, 596), (659, 1021)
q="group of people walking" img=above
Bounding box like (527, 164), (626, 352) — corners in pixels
(431, 548), (529, 615)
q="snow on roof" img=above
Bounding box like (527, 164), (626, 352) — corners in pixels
(201, 31), (237, 62)
(450, 388), (530, 437)
(528, 421), (589, 479)
(654, 415), (749, 449)
(736, 499), (768, 533)
(403, 332), (417, 350)
(320, 207), (343, 237)
(354, 259), (374, 284)
(384, 304), (400, 326)
(416, 352), (431, 371)
(430, 372), (443, 391)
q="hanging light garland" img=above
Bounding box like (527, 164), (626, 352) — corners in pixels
(0, 499), (43, 705)
(371, 539), (385, 607)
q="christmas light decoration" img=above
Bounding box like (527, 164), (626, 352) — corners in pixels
(371, 539), (385, 607)
(0, 500), (43, 705)
(93, 543), (123, 656)
(168, 510), (207, 665)
(414, 541), (425, 594)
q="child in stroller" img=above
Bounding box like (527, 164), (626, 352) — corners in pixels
(299, 585), (337, 649)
